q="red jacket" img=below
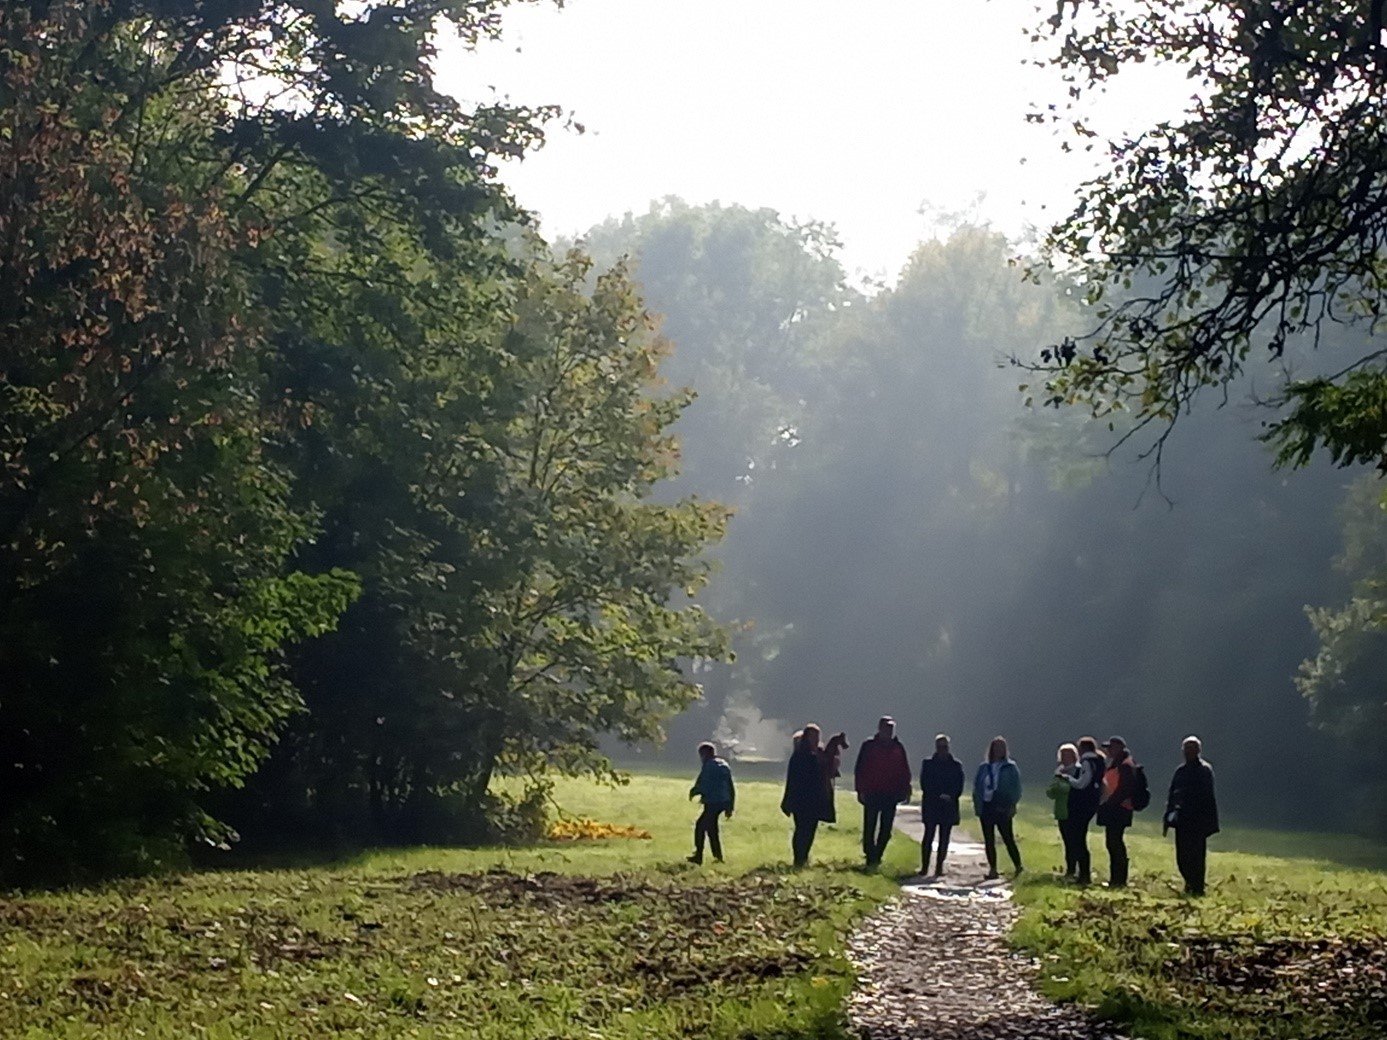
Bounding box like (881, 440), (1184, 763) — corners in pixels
(854, 737), (912, 802)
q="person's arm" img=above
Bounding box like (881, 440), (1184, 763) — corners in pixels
(852, 744), (867, 793)
(949, 761), (965, 799)
(726, 767), (736, 815)
(1205, 765), (1219, 834)
(690, 762), (706, 800)
(1065, 760), (1092, 789)
(895, 745), (912, 800)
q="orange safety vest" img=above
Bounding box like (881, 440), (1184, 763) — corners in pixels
(1102, 760), (1133, 810)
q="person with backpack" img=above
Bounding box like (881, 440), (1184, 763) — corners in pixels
(972, 736), (1023, 880)
(854, 715), (912, 868)
(687, 741), (735, 865)
(1164, 735), (1219, 896)
(919, 733), (965, 877)
(1060, 735), (1105, 886)
(1097, 735), (1149, 888)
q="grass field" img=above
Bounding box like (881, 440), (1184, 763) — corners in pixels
(0, 774), (915, 1040)
(1007, 796), (1387, 1040)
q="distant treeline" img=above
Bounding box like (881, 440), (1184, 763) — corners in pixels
(582, 199), (1382, 835)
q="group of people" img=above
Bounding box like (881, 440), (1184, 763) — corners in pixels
(1044, 733), (1219, 894)
(687, 718), (1221, 895)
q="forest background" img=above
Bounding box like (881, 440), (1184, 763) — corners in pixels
(4, 0), (1387, 887)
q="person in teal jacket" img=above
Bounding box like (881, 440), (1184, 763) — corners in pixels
(688, 742), (735, 864)
(972, 736), (1023, 880)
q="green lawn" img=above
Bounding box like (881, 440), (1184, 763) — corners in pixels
(0, 775), (915, 1040)
(1007, 798), (1387, 1040)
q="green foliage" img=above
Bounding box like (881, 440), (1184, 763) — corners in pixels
(233, 244), (731, 849)
(1027, 0), (1387, 467)
(0, 1), (731, 880)
(1296, 474), (1387, 830)
(0, 0), (361, 884)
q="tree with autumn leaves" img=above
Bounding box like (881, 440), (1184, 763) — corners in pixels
(0, 1), (727, 883)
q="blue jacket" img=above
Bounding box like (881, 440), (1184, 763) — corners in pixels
(691, 757), (736, 810)
(972, 759), (1021, 818)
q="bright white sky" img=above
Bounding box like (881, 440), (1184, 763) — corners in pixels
(434, 0), (1188, 284)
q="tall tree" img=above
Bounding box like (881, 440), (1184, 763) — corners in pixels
(1027, 0), (1387, 469)
(0, 2), (357, 882)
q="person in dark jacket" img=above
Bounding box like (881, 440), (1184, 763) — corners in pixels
(1164, 735), (1219, 896)
(781, 724), (832, 867)
(1061, 736), (1105, 886)
(972, 736), (1023, 880)
(819, 731), (850, 825)
(919, 733), (965, 876)
(854, 716), (912, 868)
(687, 741), (736, 865)
(1097, 735), (1137, 888)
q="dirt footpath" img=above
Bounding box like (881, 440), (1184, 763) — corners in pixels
(844, 806), (1128, 1040)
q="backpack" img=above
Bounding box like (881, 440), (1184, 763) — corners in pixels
(1131, 764), (1151, 811)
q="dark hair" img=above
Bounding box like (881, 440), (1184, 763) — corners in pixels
(1078, 736), (1098, 754)
(697, 741), (716, 758)
(987, 736), (1009, 763)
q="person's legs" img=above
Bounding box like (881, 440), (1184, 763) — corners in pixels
(922, 821), (937, 873)
(792, 813), (819, 866)
(1058, 819), (1076, 875)
(998, 815), (1023, 872)
(981, 815), (999, 875)
(862, 802), (880, 863)
(1105, 822), (1129, 886)
(874, 799), (897, 863)
(936, 823), (953, 873)
(706, 808), (723, 862)
(691, 809), (709, 863)
(1073, 813), (1092, 884)
(1175, 828), (1205, 894)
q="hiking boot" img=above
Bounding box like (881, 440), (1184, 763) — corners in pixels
(984, 871), (1000, 881)
(685, 855), (702, 865)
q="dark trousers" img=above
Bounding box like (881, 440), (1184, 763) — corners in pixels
(861, 797), (897, 864)
(922, 821), (953, 872)
(1105, 822), (1129, 886)
(1061, 812), (1093, 883)
(980, 812), (1022, 873)
(1174, 827), (1207, 894)
(791, 812), (819, 866)
(693, 805), (726, 862)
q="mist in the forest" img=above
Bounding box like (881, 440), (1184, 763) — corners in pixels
(583, 199), (1374, 829)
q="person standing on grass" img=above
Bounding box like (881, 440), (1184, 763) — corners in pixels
(1061, 736), (1104, 886)
(919, 733), (965, 876)
(1097, 735), (1139, 888)
(782, 723), (833, 867)
(972, 736), (1023, 880)
(1047, 743), (1080, 876)
(687, 741), (735, 865)
(1164, 735), (1219, 896)
(854, 716), (912, 868)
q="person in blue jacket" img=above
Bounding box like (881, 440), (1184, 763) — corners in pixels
(972, 736), (1023, 880)
(688, 741), (735, 864)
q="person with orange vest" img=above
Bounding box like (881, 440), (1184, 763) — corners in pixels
(1097, 735), (1140, 887)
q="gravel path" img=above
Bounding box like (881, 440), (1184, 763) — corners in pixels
(844, 806), (1128, 1040)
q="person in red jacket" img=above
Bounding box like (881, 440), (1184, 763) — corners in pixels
(854, 716), (913, 868)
